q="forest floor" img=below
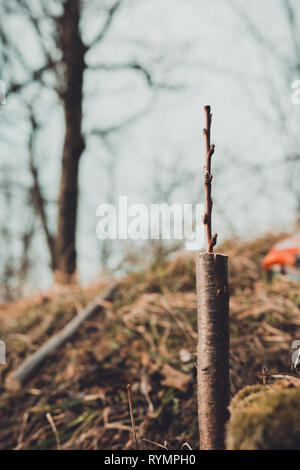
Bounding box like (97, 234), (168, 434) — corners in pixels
(0, 234), (299, 450)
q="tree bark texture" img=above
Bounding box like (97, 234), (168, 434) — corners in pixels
(56, 0), (86, 282)
(196, 252), (230, 450)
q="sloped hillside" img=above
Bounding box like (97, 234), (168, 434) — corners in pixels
(0, 234), (299, 450)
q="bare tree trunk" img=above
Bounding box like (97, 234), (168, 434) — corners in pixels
(28, 112), (56, 270)
(55, 0), (86, 283)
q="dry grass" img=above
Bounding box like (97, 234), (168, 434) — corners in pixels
(0, 233), (299, 450)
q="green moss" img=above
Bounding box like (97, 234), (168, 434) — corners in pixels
(229, 384), (266, 412)
(227, 386), (300, 450)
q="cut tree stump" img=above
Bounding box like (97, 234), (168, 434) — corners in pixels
(196, 252), (230, 450)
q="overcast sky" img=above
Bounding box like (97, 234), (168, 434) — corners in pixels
(1, 0), (300, 292)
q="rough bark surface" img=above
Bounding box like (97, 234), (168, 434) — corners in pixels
(196, 252), (230, 450)
(56, 0), (86, 282)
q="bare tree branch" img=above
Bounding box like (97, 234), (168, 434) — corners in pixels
(27, 106), (56, 270)
(1, 0), (57, 95)
(281, 0), (300, 75)
(16, 0), (56, 63)
(89, 61), (183, 90)
(8, 64), (53, 95)
(87, 0), (122, 49)
(228, 0), (289, 68)
(88, 103), (152, 139)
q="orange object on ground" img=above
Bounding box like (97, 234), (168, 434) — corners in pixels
(263, 233), (300, 271)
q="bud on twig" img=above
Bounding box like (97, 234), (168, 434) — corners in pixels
(203, 105), (217, 253)
(196, 106), (230, 450)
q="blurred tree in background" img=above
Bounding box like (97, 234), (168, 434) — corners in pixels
(0, 0), (177, 292)
(0, 0), (299, 301)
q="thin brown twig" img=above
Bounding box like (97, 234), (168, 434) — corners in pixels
(15, 411), (30, 450)
(142, 438), (168, 450)
(203, 105), (217, 253)
(127, 384), (139, 449)
(181, 441), (193, 450)
(46, 412), (61, 450)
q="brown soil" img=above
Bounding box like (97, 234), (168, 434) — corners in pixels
(0, 233), (299, 450)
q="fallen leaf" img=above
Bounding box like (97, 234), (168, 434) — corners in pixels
(161, 364), (191, 392)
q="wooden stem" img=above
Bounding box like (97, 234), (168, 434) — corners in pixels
(203, 105), (217, 253)
(196, 252), (230, 450)
(127, 384), (138, 449)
